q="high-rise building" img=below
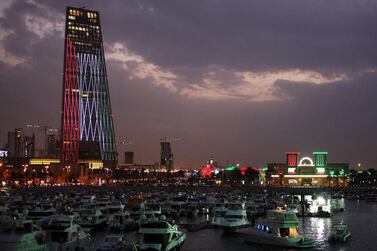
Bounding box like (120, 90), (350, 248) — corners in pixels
(24, 134), (35, 158)
(61, 7), (117, 168)
(124, 151), (134, 165)
(160, 141), (173, 171)
(6, 129), (35, 157)
(47, 134), (59, 158)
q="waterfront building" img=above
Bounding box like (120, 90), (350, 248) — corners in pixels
(61, 7), (117, 169)
(267, 152), (349, 187)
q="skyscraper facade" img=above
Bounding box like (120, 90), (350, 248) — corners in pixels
(61, 7), (117, 167)
(160, 141), (173, 171)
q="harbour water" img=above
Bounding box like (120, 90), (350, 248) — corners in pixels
(179, 200), (377, 251)
(88, 199), (377, 251)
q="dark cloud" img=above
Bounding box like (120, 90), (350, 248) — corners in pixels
(0, 0), (377, 168)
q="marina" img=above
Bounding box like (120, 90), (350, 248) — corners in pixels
(0, 2), (377, 251)
(0, 186), (376, 250)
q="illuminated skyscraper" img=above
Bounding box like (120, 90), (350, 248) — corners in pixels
(61, 7), (117, 167)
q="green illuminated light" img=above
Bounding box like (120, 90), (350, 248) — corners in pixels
(225, 166), (236, 171)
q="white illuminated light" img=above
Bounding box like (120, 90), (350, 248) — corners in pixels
(298, 157), (315, 167)
(284, 174), (328, 178)
(317, 167), (325, 174)
(288, 167), (296, 174)
(0, 150), (8, 157)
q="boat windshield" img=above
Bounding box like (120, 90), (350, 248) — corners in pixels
(215, 211), (226, 217)
(144, 233), (169, 244)
(279, 227), (299, 238)
(224, 215), (244, 219)
(141, 222), (169, 228)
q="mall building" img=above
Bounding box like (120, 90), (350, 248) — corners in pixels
(267, 152), (349, 187)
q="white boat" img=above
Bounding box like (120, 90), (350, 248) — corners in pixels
(44, 215), (91, 251)
(210, 207), (227, 226)
(109, 211), (137, 231)
(138, 218), (186, 251)
(0, 220), (46, 251)
(329, 223), (351, 243)
(220, 207), (249, 233)
(238, 208), (315, 248)
(44, 215), (91, 250)
(77, 208), (107, 229)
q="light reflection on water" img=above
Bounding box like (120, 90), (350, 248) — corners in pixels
(179, 200), (377, 251)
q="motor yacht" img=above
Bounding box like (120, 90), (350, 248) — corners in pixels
(77, 208), (107, 230)
(220, 207), (250, 233)
(96, 234), (137, 251)
(109, 211), (138, 231)
(329, 222), (351, 243)
(0, 220), (46, 251)
(44, 215), (91, 251)
(138, 217), (186, 251)
(210, 207), (227, 226)
(238, 208), (315, 248)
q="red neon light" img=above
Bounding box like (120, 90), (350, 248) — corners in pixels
(240, 166), (248, 176)
(287, 152), (299, 167)
(61, 37), (80, 165)
(200, 166), (212, 177)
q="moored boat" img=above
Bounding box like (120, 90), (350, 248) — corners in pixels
(138, 217), (186, 251)
(238, 207), (315, 248)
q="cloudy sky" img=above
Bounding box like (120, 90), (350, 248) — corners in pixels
(1, 0), (377, 169)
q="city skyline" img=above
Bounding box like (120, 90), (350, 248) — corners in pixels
(1, 0), (377, 169)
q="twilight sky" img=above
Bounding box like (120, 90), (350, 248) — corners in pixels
(1, 0), (377, 169)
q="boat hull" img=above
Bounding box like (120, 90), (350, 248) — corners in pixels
(239, 228), (315, 248)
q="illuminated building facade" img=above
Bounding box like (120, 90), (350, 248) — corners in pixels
(61, 7), (117, 168)
(267, 152), (349, 187)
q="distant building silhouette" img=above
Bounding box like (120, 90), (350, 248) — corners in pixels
(160, 141), (173, 171)
(6, 128), (34, 158)
(124, 151), (134, 165)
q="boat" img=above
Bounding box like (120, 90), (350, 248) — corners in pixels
(44, 215), (91, 251)
(96, 234), (137, 251)
(0, 205), (15, 232)
(138, 217), (186, 251)
(109, 211), (138, 231)
(0, 220), (46, 251)
(329, 223), (351, 243)
(210, 207), (227, 226)
(238, 207), (315, 248)
(77, 208), (107, 230)
(220, 205), (250, 233)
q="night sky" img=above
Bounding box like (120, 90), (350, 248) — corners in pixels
(1, 0), (377, 169)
